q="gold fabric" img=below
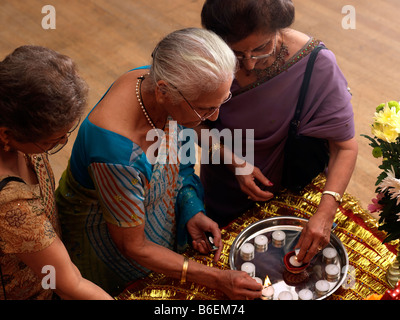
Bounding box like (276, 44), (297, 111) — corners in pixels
(116, 174), (399, 300)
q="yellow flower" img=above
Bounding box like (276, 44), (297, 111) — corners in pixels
(372, 123), (399, 143)
(372, 104), (400, 143)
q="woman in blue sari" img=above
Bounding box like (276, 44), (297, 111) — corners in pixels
(56, 28), (262, 299)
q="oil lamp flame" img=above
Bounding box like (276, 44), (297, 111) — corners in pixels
(264, 276), (272, 287)
(261, 276), (274, 300)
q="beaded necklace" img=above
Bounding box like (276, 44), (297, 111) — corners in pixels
(254, 41), (289, 80)
(135, 75), (157, 130)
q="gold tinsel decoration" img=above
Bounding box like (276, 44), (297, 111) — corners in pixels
(116, 174), (398, 300)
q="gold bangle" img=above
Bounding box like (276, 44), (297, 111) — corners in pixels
(180, 257), (189, 284)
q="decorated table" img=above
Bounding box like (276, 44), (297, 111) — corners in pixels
(116, 175), (399, 300)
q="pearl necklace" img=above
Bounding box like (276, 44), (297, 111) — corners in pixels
(135, 75), (157, 130)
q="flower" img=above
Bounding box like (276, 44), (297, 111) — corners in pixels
(371, 103), (400, 143)
(367, 193), (384, 213)
(5, 208), (26, 228)
(377, 168), (400, 205)
(362, 100), (400, 244)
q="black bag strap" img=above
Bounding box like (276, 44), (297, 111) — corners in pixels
(289, 44), (327, 135)
(0, 176), (25, 300)
(0, 176), (25, 192)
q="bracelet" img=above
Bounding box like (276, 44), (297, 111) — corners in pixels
(322, 191), (342, 204)
(180, 257), (189, 284)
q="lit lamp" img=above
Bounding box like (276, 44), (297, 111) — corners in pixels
(261, 276), (274, 300)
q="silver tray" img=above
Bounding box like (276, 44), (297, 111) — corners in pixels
(229, 216), (349, 300)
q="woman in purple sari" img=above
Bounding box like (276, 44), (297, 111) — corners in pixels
(200, 0), (358, 263)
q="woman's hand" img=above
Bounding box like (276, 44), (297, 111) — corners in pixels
(295, 206), (335, 264)
(232, 161), (274, 201)
(208, 141), (274, 202)
(217, 270), (263, 300)
(186, 212), (223, 261)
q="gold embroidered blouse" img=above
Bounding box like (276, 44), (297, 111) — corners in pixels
(0, 154), (60, 300)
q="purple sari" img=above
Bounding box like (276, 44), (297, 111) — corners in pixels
(200, 39), (354, 227)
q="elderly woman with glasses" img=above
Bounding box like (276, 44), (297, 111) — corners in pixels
(0, 45), (112, 300)
(200, 0), (358, 264)
(55, 28), (262, 299)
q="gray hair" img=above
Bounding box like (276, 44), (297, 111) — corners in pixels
(0, 45), (88, 143)
(147, 28), (237, 101)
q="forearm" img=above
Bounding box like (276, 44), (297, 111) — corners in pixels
(57, 279), (113, 300)
(110, 223), (261, 300)
(126, 238), (221, 287)
(325, 139), (358, 194)
(55, 264), (113, 300)
(318, 138), (358, 217)
(295, 139), (358, 262)
(18, 237), (113, 300)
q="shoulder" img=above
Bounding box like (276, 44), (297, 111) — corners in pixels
(283, 29), (312, 58)
(100, 68), (150, 106)
(0, 176), (36, 205)
(283, 29), (338, 65)
(88, 68), (150, 139)
(312, 46), (347, 83)
(315, 45), (338, 64)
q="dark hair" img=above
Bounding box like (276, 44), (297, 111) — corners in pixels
(201, 0), (295, 44)
(0, 45), (88, 142)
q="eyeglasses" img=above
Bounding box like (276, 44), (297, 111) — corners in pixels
(33, 119), (80, 155)
(177, 90), (232, 122)
(235, 32), (277, 62)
